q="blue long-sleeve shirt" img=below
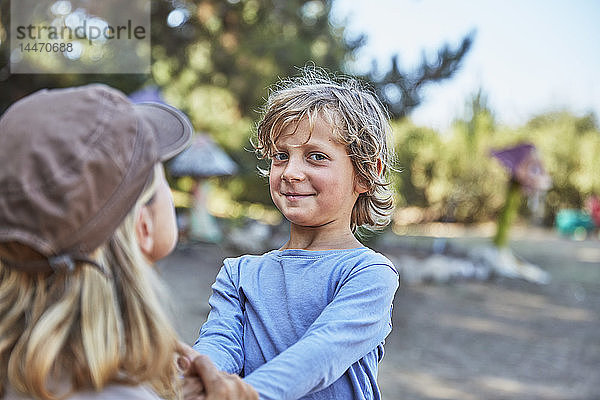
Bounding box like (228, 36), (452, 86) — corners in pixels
(194, 247), (399, 400)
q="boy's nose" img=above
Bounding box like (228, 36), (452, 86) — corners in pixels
(281, 157), (305, 182)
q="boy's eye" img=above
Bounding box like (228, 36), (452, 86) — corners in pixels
(308, 153), (327, 161)
(272, 153), (288, 161)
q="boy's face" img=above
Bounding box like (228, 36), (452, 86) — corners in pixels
(269, 115), (364, 230)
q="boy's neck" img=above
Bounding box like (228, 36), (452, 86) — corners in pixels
(282, 223), (363, 250)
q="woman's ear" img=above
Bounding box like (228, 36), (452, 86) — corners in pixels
(136, 205), (155, 257)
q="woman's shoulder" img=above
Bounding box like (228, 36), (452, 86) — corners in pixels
(71, 385), (163, 400)
(5, 384), (162, 400)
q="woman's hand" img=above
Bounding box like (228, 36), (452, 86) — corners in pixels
(177, 342), (258, 400)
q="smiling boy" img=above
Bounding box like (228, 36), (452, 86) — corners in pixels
(194, 68), (399, 400)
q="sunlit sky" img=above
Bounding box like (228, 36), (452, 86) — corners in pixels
(331, 0), (600, 132)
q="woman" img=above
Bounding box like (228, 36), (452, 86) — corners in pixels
(0, 85), (257, 400)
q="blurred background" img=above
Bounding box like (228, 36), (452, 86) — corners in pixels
(1, 1), (599, 399)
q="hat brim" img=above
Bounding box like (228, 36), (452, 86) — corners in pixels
(133, 102), (193, 161)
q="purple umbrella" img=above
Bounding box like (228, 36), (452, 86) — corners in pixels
(491, 143), (535, 173)
(491, 143), (550, 192)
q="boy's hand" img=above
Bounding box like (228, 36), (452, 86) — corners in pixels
(177, 342), (258, 400)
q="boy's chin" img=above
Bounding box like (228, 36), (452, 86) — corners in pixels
(285, 216), (331, 229)
(285, 216), (315, 227)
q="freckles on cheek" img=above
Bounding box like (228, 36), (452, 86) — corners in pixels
(268, 173), (279, 200)
(268, 172), (276, 189)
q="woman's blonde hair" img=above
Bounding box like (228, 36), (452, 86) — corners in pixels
(254, 67), (394, 231)
(0, 164), (181, 400)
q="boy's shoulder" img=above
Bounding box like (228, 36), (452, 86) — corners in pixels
(223, 249), (277, 264)
(223, 247), (396, 274)
(360, 246), (393, 263)
(221, 250), (278, 271)
(353, 247), (398, 275)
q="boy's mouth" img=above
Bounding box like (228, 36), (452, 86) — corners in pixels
(282, 192), (314, 200)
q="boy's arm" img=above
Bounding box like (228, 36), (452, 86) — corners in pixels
(193, 262), (245, 374)
(244, 263), (399, 400)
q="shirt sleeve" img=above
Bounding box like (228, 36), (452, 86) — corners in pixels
(193, 260), (245, 374)
(244, 262), (399, 400)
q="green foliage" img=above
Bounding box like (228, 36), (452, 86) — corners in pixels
(392, 92), (600, 226)
(392, 90), (505, 223)
(0, 1), (148, 111)
(150, 0), (359, 118)
(391, 120), (443, 208)
(517, 111), (600, 224)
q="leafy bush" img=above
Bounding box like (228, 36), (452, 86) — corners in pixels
(391, 108), (599, 226)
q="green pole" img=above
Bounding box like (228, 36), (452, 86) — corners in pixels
(494, 179), (521, 248)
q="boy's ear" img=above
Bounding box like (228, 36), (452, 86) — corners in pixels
(354, 177), (369, 195)
(355, 159), (383, 195)
(136, 206), (154, 257)
(376, 158), (383, 176)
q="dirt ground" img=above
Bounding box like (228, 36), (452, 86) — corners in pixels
(158, 226), (600, 400)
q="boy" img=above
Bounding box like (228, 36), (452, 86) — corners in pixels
(194, 69), (399, 399)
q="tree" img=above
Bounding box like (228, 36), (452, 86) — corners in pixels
(1, 0), (473, 207)
(365, 32), (475, 119)
(0, 0), (147, 111)
(2, 0), (473, 120)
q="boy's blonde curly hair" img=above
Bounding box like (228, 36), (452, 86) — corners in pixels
(254, 67), (394, 231)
